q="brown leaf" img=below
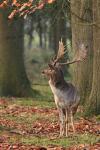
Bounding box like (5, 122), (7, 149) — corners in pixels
(47, 0), (56, 4)
(8, 10), (18, 19)
(0, 1), (7, 8)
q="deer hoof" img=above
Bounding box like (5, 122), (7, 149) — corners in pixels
(66, 133), (69, 137)
(59, 134), (64, 138)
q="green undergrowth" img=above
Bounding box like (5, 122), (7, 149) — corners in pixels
(14, 84), (55, 108)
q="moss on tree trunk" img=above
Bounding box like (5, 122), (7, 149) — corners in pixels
(0, 10), (32, 97)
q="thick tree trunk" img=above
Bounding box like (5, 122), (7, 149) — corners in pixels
(71, 0), (93, 103)
(0, 11), (32, 97)
(86, 0), (100, 115)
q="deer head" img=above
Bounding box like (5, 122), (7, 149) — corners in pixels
(42, 39), (65, 78)
(42, 39), (88, 79)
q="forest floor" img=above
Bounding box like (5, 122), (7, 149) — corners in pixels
(0, 85), (100, 150)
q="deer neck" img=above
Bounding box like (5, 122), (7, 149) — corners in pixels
(49, 74), (67, 90)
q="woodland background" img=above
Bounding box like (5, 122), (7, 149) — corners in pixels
(0, 0), (99, 149)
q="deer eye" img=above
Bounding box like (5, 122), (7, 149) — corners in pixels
(48, 67), (52, 71)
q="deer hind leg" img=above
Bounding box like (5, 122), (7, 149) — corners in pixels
(58, 108), (65, 137)
(70, 105), (79, 134)
(65, 109), (69, 137)
(70, 110), (75, 134)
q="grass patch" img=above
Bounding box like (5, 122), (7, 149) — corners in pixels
(13, 84), (55, 108)
(8, 133), (99, 147)
(95, 115), (100, 121)
(3, 113), (57, 125)
(14, 98), (55, 108)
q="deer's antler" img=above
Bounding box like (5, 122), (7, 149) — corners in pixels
(50, 39), (87, 67)
(59, 43), (88, 65)
(53, 39), (66, 66)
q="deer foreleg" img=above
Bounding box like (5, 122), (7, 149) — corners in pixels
(58, 109), (65, 137)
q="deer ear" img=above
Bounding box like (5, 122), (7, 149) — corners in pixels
(48, 63), (55, 70)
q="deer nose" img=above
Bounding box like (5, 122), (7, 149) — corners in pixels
(41, 71), (45, 74)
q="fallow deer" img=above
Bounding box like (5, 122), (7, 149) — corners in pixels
(42, 40), (87, 137)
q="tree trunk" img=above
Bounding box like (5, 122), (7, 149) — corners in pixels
(52, 12), (66, 54)
(38, 19), (43, 48)
(0, 10), (32, 97)
(48, 24), (52, 49)
(28, 16), (34, 49)
(52, 19), (60, 53)
(86, 0), (100, 115)
(71, 0), (93, 103)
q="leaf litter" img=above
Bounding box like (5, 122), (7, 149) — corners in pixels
(0, 98), (99, 150)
